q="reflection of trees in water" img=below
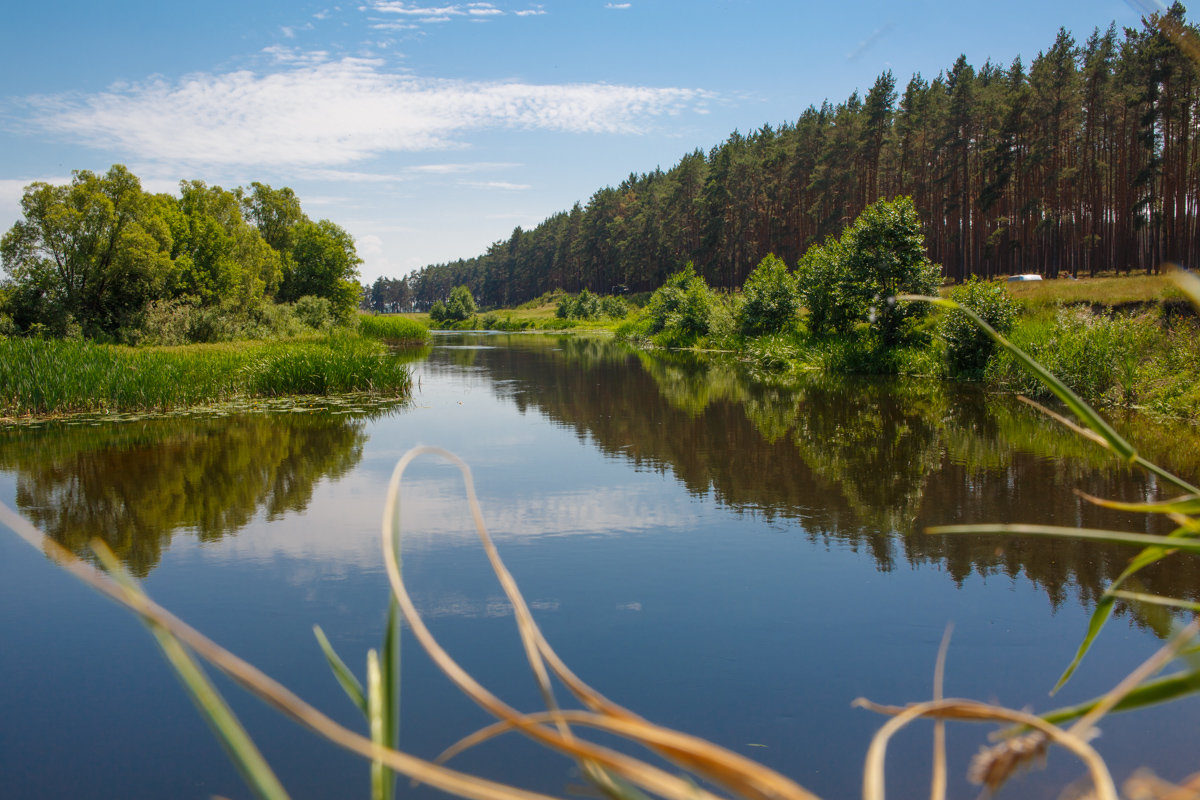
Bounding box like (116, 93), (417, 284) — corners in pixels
(456, 336), (1200, 621)
(0, 409), (388, 576)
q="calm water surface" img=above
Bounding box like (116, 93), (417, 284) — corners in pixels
(2, 333), (1199, 799)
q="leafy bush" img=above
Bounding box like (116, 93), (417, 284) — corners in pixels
(988, 308), (1162, 405)
(645, 264), (714, 343)
(796, 196), (940, 344)
(293, 295), (337, 331)
(444, 285), (477, 322)
(556, 289), (628, 321)
(739, 254), (799, 335)
(940, 278), (1020, 377)
(429, 300), (447, 323)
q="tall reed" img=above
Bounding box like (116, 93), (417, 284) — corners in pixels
(0, 333), (413, 417)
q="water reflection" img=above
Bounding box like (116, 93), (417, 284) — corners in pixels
(433, 334), (1200, 621)
(0, 403), (399, 576)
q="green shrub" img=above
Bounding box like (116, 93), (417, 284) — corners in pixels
(444, 285), (477, 322)
(989, 308), (1162, 405)
(429, 300), (447, 323)
(293, 295), (337, 331)
(739, 254), (799, 335)
(645, 264), (714, 343)
(556, 289), (628, 321)
(940, 278), (1020, 377)
(796, 197), (940, 344)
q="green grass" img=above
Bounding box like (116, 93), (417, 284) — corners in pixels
(1000, 273), (1184, 311)
(0, 333), (414, 418)
(357, 314), (431, 343)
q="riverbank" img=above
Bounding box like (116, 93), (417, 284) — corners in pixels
(0, 332), (419, 419)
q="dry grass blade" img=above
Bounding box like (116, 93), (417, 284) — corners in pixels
(382, 446), (822, 800)
(0, 500), (573, 800)
(930, 627), (951, 800)
(854, 697), (1117, 800)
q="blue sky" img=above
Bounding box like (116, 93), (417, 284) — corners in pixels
(0, 0), (1153, 283)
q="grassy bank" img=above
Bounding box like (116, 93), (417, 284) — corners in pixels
(0, 333), (415, 418)
(604, 271), (1200, 422)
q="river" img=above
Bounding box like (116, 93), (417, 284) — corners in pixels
(1, 332), (1198, 799)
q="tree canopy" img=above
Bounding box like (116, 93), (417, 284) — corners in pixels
(1, 166), (361, 337)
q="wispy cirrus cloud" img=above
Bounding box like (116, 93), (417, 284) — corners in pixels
(20, 58), (710, 170)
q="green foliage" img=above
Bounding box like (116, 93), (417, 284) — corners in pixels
(555, 289), (628, 321)
(280, 220), (362, 321)
(989, 308), (1164, 406)
(292, 295), (337, 331)
(428, 300), (447, 323)
(1, 166), (362, 342)
(443, 285), (477, 322)
(797, 197), (940, 345)
(0, 165), (173, 337)
(645, 264), (714, 344)
(940, 278), (1020, 377)
(738, 254), (799, 335)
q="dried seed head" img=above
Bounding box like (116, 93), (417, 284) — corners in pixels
(967, 731), (1049, 795)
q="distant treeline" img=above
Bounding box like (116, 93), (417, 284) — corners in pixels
(380, 3), (1200, 311)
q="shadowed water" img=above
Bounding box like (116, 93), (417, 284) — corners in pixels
(1, 333), (1198, 799)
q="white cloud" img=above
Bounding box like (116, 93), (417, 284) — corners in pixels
(262, 45), (331, 64)
(407, 161), (519, 173)
(605, 2), (631, 8)
(513, 9), (544, 16)
(281, 26), (296, 38)
(461, 180), (530, 190)
(24, 59), (710, 169)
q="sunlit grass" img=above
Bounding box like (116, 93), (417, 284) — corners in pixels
(0, 333), (413, 417)
(357, 314), (431, 343)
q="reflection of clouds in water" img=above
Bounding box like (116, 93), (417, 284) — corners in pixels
(413, 594), (561, 619)
(616, 602), (642, 612)
(181, 471), (701, 571)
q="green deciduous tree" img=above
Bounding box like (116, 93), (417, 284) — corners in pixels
(796, 197), (940, 344)
(738, 253), (799, 335)
(279, 220), (362, 319)
(0, 165), (173, 336)
(444, 285), (477, 322)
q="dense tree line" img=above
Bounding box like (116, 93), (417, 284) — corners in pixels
(391, 4), (1200, 310)
(1, 165), (362, 338)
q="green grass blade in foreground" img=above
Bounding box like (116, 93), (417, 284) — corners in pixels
(902, 295), (1137, 462)
(1039, 669), (1200, 727)
(369, 649), (393, 800)
(91, 541), (291, 800)
(1076, 493), (1200, 516)
(314, 625), (369, 717)
(383, 598), (400, 752)
(929, 522), (1200, 692)
(927, 524), (1200, 553)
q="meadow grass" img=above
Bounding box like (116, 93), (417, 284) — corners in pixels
(1000, 273), (1183, 311)
(0, 333), (413, 417)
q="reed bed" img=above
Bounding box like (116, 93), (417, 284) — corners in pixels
(357, 314), (431, 343)
(0, 333), (413, 417)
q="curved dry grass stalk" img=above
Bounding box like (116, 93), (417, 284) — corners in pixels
(853, 697), (1118, 800)
(382, 446), (822, 800)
